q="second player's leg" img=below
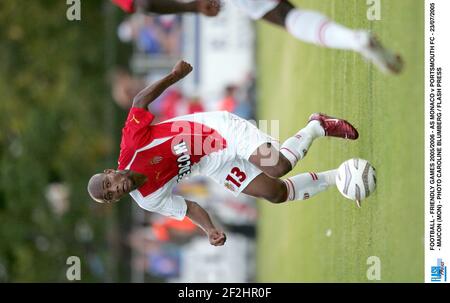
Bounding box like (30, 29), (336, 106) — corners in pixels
(262, 0), (364, 50)
(259, 0), (294, 26)
(136, 0), (220, 16)
(261, 0), (403, 73)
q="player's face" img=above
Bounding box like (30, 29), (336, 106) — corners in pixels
(101, 169), (135, 203)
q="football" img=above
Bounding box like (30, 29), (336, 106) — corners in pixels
(336, 158), (377, 207)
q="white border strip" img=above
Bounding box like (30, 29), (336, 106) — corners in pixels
(425, 0), (450, 283)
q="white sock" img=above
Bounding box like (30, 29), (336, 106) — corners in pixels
(285, 8), (365, 51)
(283, 169), (337, 201)
(280, 120), (324, 169)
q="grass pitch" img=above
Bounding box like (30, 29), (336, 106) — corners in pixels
(256, 0), (424, 282)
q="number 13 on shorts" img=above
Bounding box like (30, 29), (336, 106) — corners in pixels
(224, 167), (247, 192)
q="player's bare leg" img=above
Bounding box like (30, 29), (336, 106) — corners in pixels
(248, 143), (292, 178)
(248, 113), (358, 178)
(242, 173), (287, 203)
(261, 0), (403, 74)
(242, 170), (337, 203)
(135, 0), (220, 16)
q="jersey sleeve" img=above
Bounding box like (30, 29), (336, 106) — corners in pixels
(129, 185), (187, 220)
(123, 106), (155, 143)
(125, 106), (155, 127)
(118, 107), (155, 169)
(111, 0), (136, 13)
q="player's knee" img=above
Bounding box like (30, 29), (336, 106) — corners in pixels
(264, 182), (287, 203)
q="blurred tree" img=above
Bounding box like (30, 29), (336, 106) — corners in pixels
(0, 0), (130, 282)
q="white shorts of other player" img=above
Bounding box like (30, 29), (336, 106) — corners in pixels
(229, 0), (280, 20)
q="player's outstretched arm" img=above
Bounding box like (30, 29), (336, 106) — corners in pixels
(185, 200), (226, 246)
(136, 0), (220, 17)
(132, 60), (193, 109)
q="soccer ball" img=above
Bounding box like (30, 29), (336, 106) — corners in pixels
(336, 158), (377, 207)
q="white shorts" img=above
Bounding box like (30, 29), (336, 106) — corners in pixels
(229, 0), (280, 20)
(166, 111), (278, 195)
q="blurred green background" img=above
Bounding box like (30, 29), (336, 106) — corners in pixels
(0, 0), (132, 282)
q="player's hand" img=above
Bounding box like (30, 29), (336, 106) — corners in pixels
(171, 60), (193, 81)
(197, 0), (221, 17)
(208, 229), (226, 246)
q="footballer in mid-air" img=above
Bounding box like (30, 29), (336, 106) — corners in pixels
(112, 0), (403, 74)
(88, 61), (366, 246)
